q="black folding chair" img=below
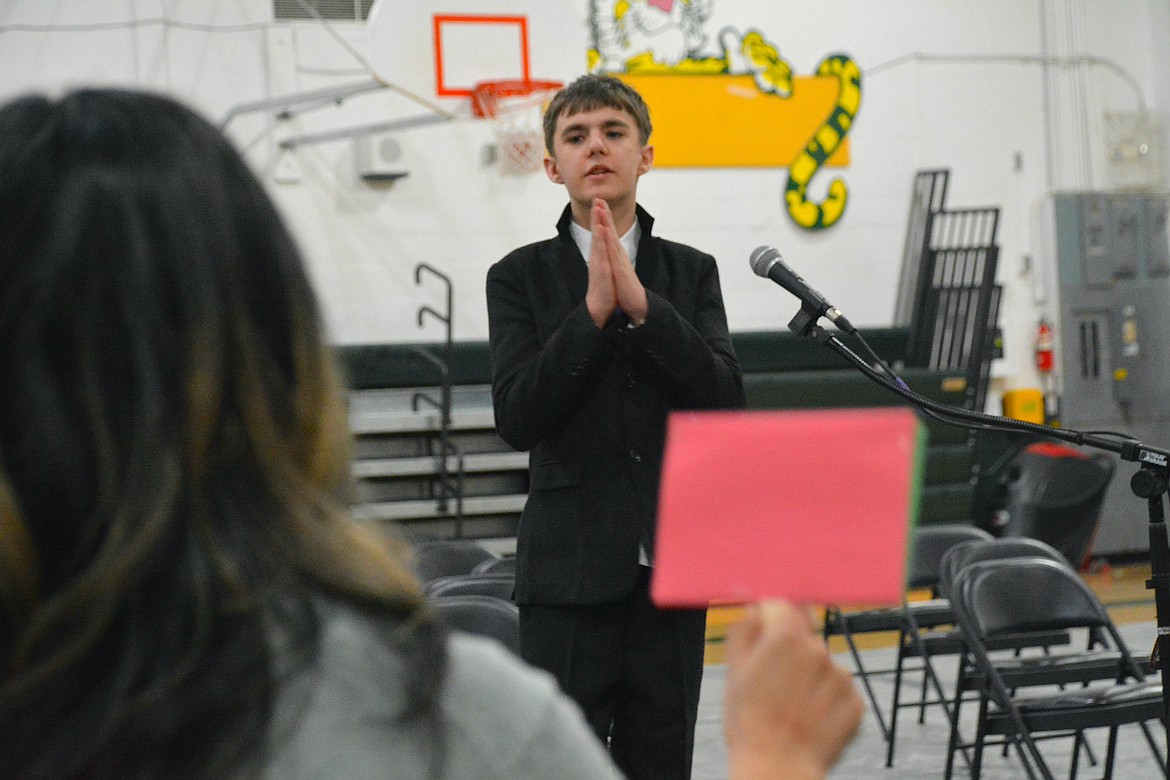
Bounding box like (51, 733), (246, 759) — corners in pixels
(471, 555), (517, 575)
(898, 538), (1079, 769)
(946, 557), (1165, 780)
(411, 539), (500, 585)
(430, 594), (521, 655)
(424, 572), (515, 601)
(938, 537), (1071, 600)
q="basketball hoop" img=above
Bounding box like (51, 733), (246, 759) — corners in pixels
(471, 79), (563, 176)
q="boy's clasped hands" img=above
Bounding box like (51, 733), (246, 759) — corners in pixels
(586, 197), (648, 329)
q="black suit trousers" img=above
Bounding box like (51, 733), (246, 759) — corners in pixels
(519, 568), (707, 780)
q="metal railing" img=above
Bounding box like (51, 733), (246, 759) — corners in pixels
(411, 262), (466, 534)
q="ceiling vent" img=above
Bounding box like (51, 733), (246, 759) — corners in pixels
(273, 0), (374, 21)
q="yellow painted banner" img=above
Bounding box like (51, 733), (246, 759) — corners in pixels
(619, 73), (849, 169)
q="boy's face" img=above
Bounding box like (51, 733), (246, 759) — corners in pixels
(544, 106), (653, 213)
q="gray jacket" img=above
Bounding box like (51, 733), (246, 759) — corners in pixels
(261, 603), (619, 779)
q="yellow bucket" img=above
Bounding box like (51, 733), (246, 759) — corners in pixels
(1002, 388), (1045, 424)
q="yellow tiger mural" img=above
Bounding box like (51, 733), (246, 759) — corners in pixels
(785, 54), (862, 230)
(586, 0), (861, 231)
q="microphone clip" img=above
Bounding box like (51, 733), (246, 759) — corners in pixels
(788, 305), (821, 339)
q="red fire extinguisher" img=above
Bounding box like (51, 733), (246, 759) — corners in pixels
(1035, 319), (1054, 373)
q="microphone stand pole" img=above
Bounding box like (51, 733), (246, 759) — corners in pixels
(789, 309), (1170, 768)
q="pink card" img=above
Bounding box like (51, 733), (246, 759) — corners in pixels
(651, 407), (924, 608)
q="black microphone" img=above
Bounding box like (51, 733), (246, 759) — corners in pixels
(749, 246), (855, 334)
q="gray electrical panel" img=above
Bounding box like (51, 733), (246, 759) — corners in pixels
(1054, 192), (1170, 555)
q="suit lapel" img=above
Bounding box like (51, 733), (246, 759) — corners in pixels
(633, 204), (660, 290)
(555, 237), (588, 303)
(635, 235), (660, 290)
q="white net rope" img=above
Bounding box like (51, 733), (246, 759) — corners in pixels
(494, 113), (546, 175)
(472, 81), (561, 176)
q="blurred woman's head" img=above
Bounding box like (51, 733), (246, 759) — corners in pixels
(0, 88), (435, 779)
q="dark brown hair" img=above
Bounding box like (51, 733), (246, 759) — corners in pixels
(0, 88), (443, 778)
(542, 73), (653, 154)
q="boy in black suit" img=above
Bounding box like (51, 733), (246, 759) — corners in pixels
(486, 74), (744, 779)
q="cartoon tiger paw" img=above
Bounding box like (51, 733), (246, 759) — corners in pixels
(720, 27), (793, 97)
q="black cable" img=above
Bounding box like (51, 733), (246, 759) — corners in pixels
(843, 328), (997, 434)
(821, 332), (1141, 455)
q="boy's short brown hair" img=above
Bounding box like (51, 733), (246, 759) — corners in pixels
(542, 74), (653, 155)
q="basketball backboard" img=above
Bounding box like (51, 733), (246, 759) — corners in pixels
(367, 1), (586, 115)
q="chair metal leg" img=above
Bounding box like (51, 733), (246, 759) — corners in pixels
(1005, 718), (1057, 780)
(1069, 730), (1083, 780)
(917, 660), (930, 723)
(944, 676), (966, 780)
(885, 628), (908, 767)
(826, 608), (892, 743)
(888, 606), (976, 771)
(1102, 725), (1120, 780)
(1009, 734), (1045, 780)
(1138, 719), (1168, 774)
(972, 696), (990, 780)
(1077, 727), (1099, 768)
(943, 658), (975, 777)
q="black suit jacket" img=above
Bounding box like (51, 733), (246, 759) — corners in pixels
(486, 205), (745, 605)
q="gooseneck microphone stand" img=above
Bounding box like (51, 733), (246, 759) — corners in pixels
(785, 304), (1170, 772)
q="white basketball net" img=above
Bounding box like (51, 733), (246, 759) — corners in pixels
(472, 81), (561, 176)
(495, 113), (546, 176)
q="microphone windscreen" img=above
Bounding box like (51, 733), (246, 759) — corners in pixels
(749, 245), (780, 277)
